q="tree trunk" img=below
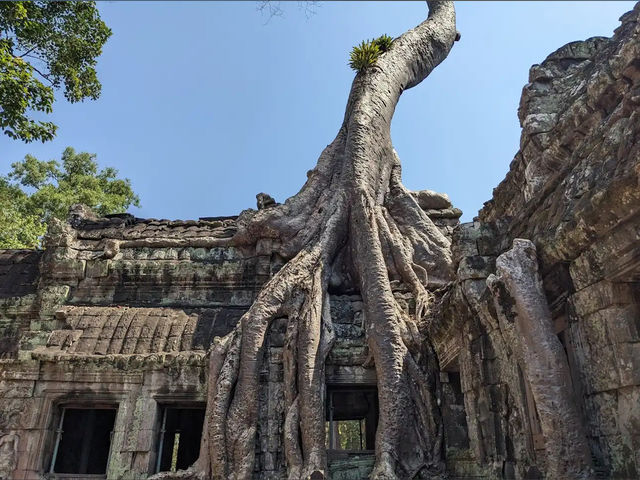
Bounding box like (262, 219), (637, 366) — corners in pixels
(150, 3), (458, 479)
(487, 239), (593, 479)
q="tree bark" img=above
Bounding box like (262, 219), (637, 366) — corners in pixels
(150, 2), (458, 479)
(487, 239), (593, 479)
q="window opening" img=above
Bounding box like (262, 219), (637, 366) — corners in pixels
(325, 386), (378, 451)
(49, 407), (117, 476)
(155, 406), (205, 473)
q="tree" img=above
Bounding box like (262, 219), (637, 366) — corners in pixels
(154, 2), (458, 479)
(0, 1), (111, 142)
(0, 147), (140, 249)
(149, 2), (458, 479)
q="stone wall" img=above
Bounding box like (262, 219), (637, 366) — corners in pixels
(0, 198), (459, 480)
(1, 211), (252, 480)
(0, 250), (41, 359)
(447, 4), (640, 479)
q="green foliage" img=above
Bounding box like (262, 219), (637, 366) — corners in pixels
(0, 147), (140, 249)
(373, 34), (393, 53)
(349, 40), (380, 72)
(0, 178), (46, 249)
(325, 419), (365, 450)
(349, 35), (393, 72)
(0, 2), (111, 142)
(336, 420), (364, 450)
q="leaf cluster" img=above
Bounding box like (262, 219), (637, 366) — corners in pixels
(374, 34), (393, 53)
(0, 147), (140, 249)
(349, 34), (394, 72)
(0, 2), (111, 142)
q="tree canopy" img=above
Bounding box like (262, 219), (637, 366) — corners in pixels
(0, 1), (111, 142)
(0, 147), (140, 249)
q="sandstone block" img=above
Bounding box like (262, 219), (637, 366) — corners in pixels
(412, 189), (452, 210)
(458, 256), (496, 281)
(571, 281), (636, 317)
(613, 342), (640, 387)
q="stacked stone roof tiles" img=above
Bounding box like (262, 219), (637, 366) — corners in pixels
(43, 306), (242, 356)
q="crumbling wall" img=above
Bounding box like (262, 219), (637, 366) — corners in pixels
(0, 250), (41, 359)
(0, 196), (457, 480)
(1, 211), (254, 480)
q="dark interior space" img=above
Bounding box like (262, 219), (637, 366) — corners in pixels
(51, 408), (117, 475)
(156, 406), (205, 473)
(325, 386), (378, 451)
(442, 369), (470, 450)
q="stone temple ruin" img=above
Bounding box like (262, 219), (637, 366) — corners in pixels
(1, 4), (640, 480)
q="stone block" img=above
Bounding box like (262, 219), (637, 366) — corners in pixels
(333, 323), (363, 339)
(459, 358), (480, 394)
(584, 344), (622, 393)
(268, 332), (285, 347)
(603, 433), (639, 478)
(605, 306), (640, 344)
(47, 258), (86, 281)
(85, 259), (110, 278)
(329, 456), (375, 480)
(255, 257), (271, 276)
(618, 387), (640, 453)
(19, 330), (50, 352)
(263, 451), (276, 471)
(570, 281), (636, 317)
(267, 363), (283, 383)
(580, 310), (612, 349)
(613, 342), (640, 387)
(38, 286), (70, 315)
(522, 112), (558, 135)
(451, 221), (476, 249)
(458, 256), (496, 281)
(488, 384), (506, 412)
(46, 330), (71, 347)
(585, 391), (619, 436)
(0, 379), (34, 398)
(570, 252), (606, 292)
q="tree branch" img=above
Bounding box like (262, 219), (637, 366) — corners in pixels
(28, 63), (54, 86)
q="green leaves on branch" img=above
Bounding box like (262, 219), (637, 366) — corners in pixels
(349, 41), (379, 72)
(0, 147), (140, 249)
(349, 34), (394, 72)
(0, 1), (111, 142)
(374, 34), (393, 53)
(0, 179), (45, 249)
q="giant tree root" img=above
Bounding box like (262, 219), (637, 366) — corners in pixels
(487, 239), (593, 479)
(149, 2), (457, 479)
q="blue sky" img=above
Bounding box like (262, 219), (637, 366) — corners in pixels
(1, 1), (634, 221)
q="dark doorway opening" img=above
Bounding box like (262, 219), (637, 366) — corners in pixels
(325, 386), (378, 452)
(441, 368), (470, 450)
(49, 407), (117, 476)
(155, 406), (205, 473)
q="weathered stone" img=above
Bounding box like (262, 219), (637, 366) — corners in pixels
(1, 4), (640, 480)
(411, 189), (452, 210)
